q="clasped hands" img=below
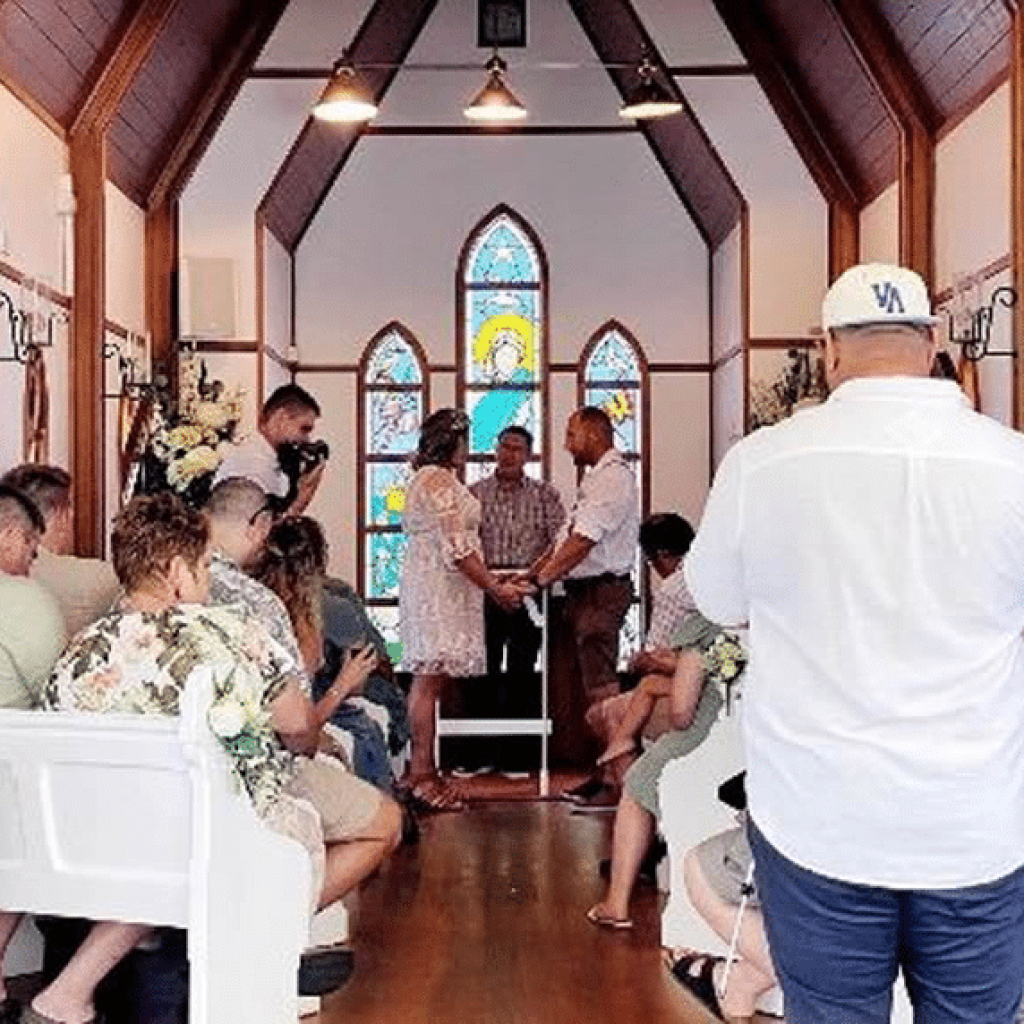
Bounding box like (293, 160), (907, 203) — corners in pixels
(489, 572), (539, 612)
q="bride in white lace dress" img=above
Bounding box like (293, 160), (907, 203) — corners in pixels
(400, 409), (528, 811)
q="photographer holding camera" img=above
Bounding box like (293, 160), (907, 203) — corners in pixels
(216, 384), (328, 516)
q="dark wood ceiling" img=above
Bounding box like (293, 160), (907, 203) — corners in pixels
(0, 0), (1017, 233)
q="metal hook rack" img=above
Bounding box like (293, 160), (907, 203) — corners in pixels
(0, 282), (60, 363)
(947, 284), (1018, 362)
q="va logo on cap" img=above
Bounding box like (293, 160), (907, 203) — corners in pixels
(871, 282), (905, 316)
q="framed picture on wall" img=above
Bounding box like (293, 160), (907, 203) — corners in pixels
(478, 0), (527, 47)
(748, 346), (828, 431)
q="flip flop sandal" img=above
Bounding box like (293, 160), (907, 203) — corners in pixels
(20, 1006), (101, 1024)
(405, 779), (465, 813)
(667, 952), (725, 1021)
(585, 904), (634, 930)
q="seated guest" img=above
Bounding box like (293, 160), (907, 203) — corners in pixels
(0, 484), (66, 710)
(322, 576), (410, 765)
(0, 465), (118, 637)
(665, 823), (780, 1021)
(251, 517), (400, 795)
(585, 617), (744, 930)
(0, 493), (400, 1024)
(574, 513), (697, 804)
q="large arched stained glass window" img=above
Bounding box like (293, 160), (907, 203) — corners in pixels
(580, 320), (649, 663)
(358, 323), (428, 662)
(458, 205), (548, 482)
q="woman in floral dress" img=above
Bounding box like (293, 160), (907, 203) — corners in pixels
(1, 494), (399, 1024)
(399, 409), (528, 811)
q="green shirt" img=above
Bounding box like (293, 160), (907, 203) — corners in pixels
(0, 572), (66, 709)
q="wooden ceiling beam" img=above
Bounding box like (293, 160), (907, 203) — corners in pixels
(825, 0), (935, 284)
(68, 0), (178, 556)
(711, 0), (860, 213)
(565, 0), (743, 248)
(259, 0), (440, 252)
(147, 0), (292, 210)
(70, 0), (178, 135)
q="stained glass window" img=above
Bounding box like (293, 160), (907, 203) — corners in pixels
(459, 207), (546, 475)
(581, 322), (648, 666)
(359, 324), (427, 663)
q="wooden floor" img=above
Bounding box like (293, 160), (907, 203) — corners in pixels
(316, 794), (712, 1024)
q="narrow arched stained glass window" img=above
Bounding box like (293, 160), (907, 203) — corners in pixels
(459, 206), (547, 484)
(359, 324), (428, 663)
(580, 321), (648, 664)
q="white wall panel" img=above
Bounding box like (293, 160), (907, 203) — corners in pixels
(684, 76), (827, 338)
(860, 182), (899, 267)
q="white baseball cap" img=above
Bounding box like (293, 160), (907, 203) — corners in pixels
(821, 263), (938, 330)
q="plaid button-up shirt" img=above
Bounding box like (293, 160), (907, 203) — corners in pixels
(470, 473), (566, 569)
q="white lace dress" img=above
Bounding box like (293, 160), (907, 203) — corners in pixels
(399, 465), (486, 677)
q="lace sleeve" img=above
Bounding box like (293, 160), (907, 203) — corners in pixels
(419, 469), (478, 568)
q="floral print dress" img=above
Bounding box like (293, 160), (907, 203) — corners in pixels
(399, 465), (486, 677)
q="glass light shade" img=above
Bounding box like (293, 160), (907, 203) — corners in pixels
(619, 62), (683, 120)
(464, 54), (528, 122)
(313, 66), (378, 123)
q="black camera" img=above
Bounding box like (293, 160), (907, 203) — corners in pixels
(277, 439), (330, 482)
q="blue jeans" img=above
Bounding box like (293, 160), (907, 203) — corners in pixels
(749, 820), (1024, 1024)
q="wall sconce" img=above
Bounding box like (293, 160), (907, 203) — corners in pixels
(0, 279), (58, 363)
(946, 278), (1018, 362)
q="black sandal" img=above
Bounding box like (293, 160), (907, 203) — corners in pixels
(667, 952), (725, 1021)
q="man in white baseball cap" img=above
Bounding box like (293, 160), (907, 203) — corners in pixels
(683, 263), (1024, 1023)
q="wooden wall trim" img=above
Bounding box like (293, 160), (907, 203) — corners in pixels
(932, 254), (1013, 305)
(0, 67), (66, 139)
(935, 70), (1012, 145)
(0, 260), (70, 308)
(145, 201), (178, 396)
(749, 336), (818, 349)
(70, 129), (106, 556)
(829, 200), (860, 282)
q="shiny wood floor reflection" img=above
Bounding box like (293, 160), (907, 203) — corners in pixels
(317, 799), (709, 1024)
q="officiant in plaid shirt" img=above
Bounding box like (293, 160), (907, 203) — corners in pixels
(469, 425), (565, 699)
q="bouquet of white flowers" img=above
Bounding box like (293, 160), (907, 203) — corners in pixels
(135, 354), (244, 507)
(703, 631), (747, 713)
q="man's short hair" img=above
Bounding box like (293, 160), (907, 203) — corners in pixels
(639, 513), (695, 560)
(577, 406), (614, 444)
(205, 477), (271, 524)
(834, 323), (932, 345)
(0, 464), (71, 521)
(261, 384), (321, 421)
(498, 425), (533, 450)
(111, 493), (209, 592)
(0, 484), (45, 536)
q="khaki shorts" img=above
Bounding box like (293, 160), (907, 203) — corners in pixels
(266, 754), (384, 912)
(694, 822), (760, 909)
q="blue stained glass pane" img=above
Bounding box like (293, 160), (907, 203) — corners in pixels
(366, 532), (406, 600)
(585, 385), (641, 454)
(587, 333), (641, 383)
(465, 290), (541, 386)
(467, 388), (541, 456)
(366, 463), (410, 526)
(366, 391), (421, 455)
(366, 333), (422, 384)
(466, 217), (539, 284)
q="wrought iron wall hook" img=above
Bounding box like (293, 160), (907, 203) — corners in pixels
(948, 284), (1018, 362)
(0, 283), (59, 363)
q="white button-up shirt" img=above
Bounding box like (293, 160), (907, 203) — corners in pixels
(559, 448), (639, 579)
(214, 432), (288, 497)
(686, 377), (1024, 889)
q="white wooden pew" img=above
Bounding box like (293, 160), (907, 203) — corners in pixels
(0, 667), (312, 1024)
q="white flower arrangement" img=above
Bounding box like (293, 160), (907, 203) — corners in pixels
(137, 354), (245, 505)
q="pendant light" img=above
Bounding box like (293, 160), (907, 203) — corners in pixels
(313, 54), (378, 124)
(464, 51), (528, 122)
(619, 57), (682, 120)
